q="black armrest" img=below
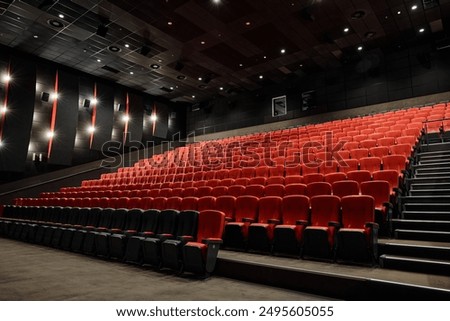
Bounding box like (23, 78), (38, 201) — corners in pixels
(296, 220), (309, 226)
(242, 217), (255, 223)
(177, 235), (194, 242)
(328, 221), (340, 228)
(383, 202), (393, 209)
(267, 219), (281, 224)
(157, 233), (174, 242)
(365, 222), (379, 230)
(225, 216), (233, 222)
(202, 238), (223, 245)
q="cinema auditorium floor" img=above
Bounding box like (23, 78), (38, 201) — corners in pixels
(1, 237), (450, 301)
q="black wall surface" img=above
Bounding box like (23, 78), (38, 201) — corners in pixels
(0, 46), (182, 182)
(49, 70), (79, 166)
(0, 57), (36, 172)
(187, 44), (450, 135)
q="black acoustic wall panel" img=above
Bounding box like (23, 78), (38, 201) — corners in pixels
(125, 92), (143, 147)
(153, 101), (169, 139)
(91, 83), (114, 151)
(0, 57), (36, 172)
(48, 70), (79, 166)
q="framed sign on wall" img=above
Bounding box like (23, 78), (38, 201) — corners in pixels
(272, 95), (287, 117)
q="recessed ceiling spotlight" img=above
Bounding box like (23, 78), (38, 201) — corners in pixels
(158, 59), (163, 63)
(47, 19), (64, 28)
(300, 64), (303, 67)
(97, 59), (101, 62)
(150, 64), (160, 69)
(397, 10), (401, 15)
(58, 14), (65, 19)
(108, 45), (121, 52)
(263, 56), (267, 59)
(357, 46), (363, 51)
(245, 21), (251, 26)
(219, 87), (224, 91)
(344, 27), (350, 33)
(51, 92), (58, 100)
(192, 95), (196, 99)
(259, 75), (264, 79)
(170, 86), (174, 90)
(46, 131), (55, 139)
(198, 77), (203, 81)
(150, 114), (157, 122)
(122, 114), (130, 122)
(33, 35), (38, 38)
(412, 5), (418, 10)
(87, 126), (96, 133)
(212, 0), (221, 4)
(201, 41), (206, 45)
(198, 84), (207, 89)
(419, 28), (425, 33)
(365, 31), (376, 39)
(177, 75), (186, 80)
(1, 106), (7, 114)
(351, 10), (366, 19)
(124, 44), (130, 48)
(281, 48), (286, 54)
(129, 71), (134, 75)
(239, 63), (244, 67)
(91, 98), (98, 105)
(168, 21), (173, 25)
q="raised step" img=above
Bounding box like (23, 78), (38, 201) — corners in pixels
(400, 196), (450, 204)
(412, 162), (450, 169)
(415, 166), (450, 174)
(409, 189), (450, 196)
(419, 142), (450, 153)
(416, 149), (450, 158)
(392, 219), (450, 232)
(406, 177), (450, 184)
(410, 183), (450, 190)
(415, 172), (450, 178)
(380, 254), (450, 276)
(402, 211), (450, 221)
(379, 240), (450, 260)
(395, 229), (450, 242)
(403, 203), (450, 212)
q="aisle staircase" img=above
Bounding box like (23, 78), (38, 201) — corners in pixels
(380, 133), (450, 275)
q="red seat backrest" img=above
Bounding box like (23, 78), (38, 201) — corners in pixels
(332, 180), (359, 198)
(180, 197), (199, 211)
(341, 195), (375, 228)
(306, 182), (332, 197)
(282, 195), (310, 225)
(284, 183), (307, 196)
(360, 180), (390, 209)
(310, 195), (340, 227)
(195, 210), (225, 242)
(198, 196), (216, 212)
(258, 196), (282, 223)
(264, 184), (285, 197)
(235, 196), (259, 222)
(215, 195), (236, 221)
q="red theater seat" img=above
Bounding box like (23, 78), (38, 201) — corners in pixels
(332, 180), (359, 198)
(248, 196), (283, 252)
(337, 195), (377, 264)
(306, 182), (332, 198)
(303, 195), (341, 259)
(223, 195), (259, 249)
(273, 195), (310, 255)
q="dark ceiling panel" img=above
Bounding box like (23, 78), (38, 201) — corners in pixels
(193, 0), (254, 23)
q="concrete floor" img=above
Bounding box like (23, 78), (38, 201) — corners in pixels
(0, 238), (331, 301)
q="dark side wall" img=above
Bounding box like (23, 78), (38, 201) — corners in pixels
(187, 43), (450, 135)
(0, 46), (186, 183)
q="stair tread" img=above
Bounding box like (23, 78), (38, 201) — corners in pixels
(380, 254), (450, 265)
(395, 229), (450, 235)
(403, 211), (450, 214)
(392, 219), (450, 224)
(378, 238), (450, 248)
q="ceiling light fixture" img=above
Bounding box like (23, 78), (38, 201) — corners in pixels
(124, 44), (130, 48)
(91, 98), (98, 105)
(198, 77), (202, 81)
(259, 75), (264, 79)
(150, 114), (157, 122)
(219, 87), (224, 91)
(108, 45), (121, 52)
(122, 115), (130, 122)
(58, 14), (65, 19)
(357, 46), (363, 51)
(245, 21), (251, 26)
(419, 28), (425, 33)
(1, 106), (7, 114)
(412, 5), (418, 10)
(397, 10), (401, 15)
(33, 35), (39, 39)
(281, 48), (286, 54)
(168, 21), (173, 25)
(87, 126), (96, 133)
(130, 71), (134, 75)
(201, 41), (206, 45)
(48, 19), (64, 28)
(177, 75), (186, 80)
(192, 95), (196, 99)
(46, 131), (55, 139)
(97, 59), (101, 62)
(344, 27), (349, 33)
(150, 64), (160, 69)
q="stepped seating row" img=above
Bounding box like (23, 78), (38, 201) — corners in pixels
(0, 206), (225, 276)
(78, 155), (407, 190)
(1, 194), (379, 264)
(222, 194), (378, 263)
